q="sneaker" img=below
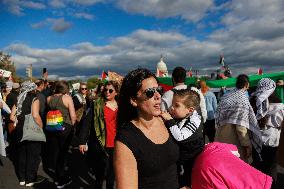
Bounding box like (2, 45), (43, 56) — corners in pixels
(25, 182), (34, 187)
(25, 176), (46, 187)
(19, 181), (25, 186)
(56, 177), (72, 189)
(34, 175), (46, 184)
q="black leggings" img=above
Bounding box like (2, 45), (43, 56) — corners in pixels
(86, 139), (113, 189)
(105, 147), (115, 189)
(45, 124), (73, 180)
(16, 141), (42, 183)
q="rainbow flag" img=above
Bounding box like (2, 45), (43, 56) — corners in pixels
(46, 110), (65, 132)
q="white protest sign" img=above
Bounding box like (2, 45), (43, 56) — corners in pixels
(0, 69), (12, 78)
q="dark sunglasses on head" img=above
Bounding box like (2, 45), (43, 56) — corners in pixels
(104, 89), (114, 94)
(81, 88), (87, 90)
(144, 86), (163, 98)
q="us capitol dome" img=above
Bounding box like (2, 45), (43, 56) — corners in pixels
(156, 55), (168, 77)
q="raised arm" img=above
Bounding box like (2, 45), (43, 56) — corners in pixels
(114, 141), (138, 189)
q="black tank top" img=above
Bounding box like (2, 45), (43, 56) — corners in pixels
(116, 122), (179, 189)
(48, 95), (72, 125)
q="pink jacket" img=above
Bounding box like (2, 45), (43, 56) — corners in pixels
(192, 142), (272, 189)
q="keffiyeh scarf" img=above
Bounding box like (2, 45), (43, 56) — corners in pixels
(215, 88), (262, 153)
(251, 78), (276, 120)
(16, 81), (37, 116)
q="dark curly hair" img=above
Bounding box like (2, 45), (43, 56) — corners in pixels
(117, 68), (157, 128)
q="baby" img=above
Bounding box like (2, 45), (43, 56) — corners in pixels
(161, 89), (204, 189)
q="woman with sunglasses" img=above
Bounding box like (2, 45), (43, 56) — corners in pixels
(114, 68), (179, 189)
(102, 81), (119, 189)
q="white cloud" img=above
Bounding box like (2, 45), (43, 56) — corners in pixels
(227, 0), (284, 20)
(31, 18), (72, 33)
(3, 0), (213, 23)
(31, 20), (47, 29)
(48, 0), (104, 8)
(22, 1), (46, 9)
(73, 0), (104, 6)
(48, 18), (72, 32)
(2, 0), (24, 16)
(2, 0), (46, 15)
(74, 12), (94, 20)
(207, 0), (284, 72)
(5, 25), (284, 78)
(3, 29), (222, 77)
(11, 55), (38, 68)
(116, 0), (213, 22)
(49, 0), (66, 8)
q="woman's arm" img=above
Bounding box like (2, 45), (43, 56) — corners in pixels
(114, 141), (138, 189)
(32, 99), (43, 128)
(66, 95), (77, 125)
(47, 96), (51, 103)
(10, 105), (16, 123)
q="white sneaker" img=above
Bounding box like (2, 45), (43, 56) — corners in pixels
(19, 181), (25, 186)
(25, 182), (34, 187)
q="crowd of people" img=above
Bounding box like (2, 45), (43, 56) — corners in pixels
(0, 67), (283, 189)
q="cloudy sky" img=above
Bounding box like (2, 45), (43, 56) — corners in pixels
(1, 0), (284, 80)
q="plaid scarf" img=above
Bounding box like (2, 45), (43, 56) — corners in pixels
(16, 81), (37, 116)
(216, 88), (262, 153)
(251, 78), (276, 120)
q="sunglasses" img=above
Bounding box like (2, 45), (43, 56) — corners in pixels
(144, 86), (163, 98)
(104, 89), (114, 94)
(81, 88), (87, 90)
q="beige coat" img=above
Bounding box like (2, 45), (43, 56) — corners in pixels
(215, 123), (252, 164)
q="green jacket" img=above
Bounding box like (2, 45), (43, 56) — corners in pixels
(93, 97), (106, 147)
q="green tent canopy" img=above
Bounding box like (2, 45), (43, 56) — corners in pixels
(158, 71), (284, 103)
(158, 71), (284, 88)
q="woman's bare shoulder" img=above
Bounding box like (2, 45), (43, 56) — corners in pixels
(62, 94), (73, 102)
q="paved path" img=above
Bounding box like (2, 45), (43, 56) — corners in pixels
(0, 149), (104, 189)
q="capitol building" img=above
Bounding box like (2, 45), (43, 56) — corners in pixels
(156, 55), (168, 77)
